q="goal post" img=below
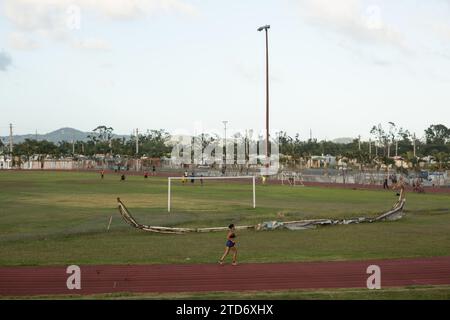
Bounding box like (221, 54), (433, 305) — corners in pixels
(167, 176), (256, 213)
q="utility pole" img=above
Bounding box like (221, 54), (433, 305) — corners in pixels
(222, 121), (228, 166)
(245, 129), (248, 161)
(135, 128), (139, 155)
(413, 133), (416, 158)
(358, 135), (361, 151)
(369, 138), (372, 158)
(9, 123), (13, 154)
(395, 140), (398, 157)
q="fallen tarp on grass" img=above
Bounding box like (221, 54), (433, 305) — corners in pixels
(258, 197), (406, 231)
(116, 196), (406, 234)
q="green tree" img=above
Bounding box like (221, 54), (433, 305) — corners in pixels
(432, 152), (450, 171)
(89, 125), (114, 143)
(370, 124), (389, 157)
(87, 125), (115, 156)
(425, 124), (449, 145)
(14, 139), (59, 161)
(130, 129), (172, 158)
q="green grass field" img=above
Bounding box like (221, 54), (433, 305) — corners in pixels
(1, 170), (449, 267)
(1, 171), (450, 299)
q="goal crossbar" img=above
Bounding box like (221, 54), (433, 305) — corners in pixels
(167, 176), (256, 212)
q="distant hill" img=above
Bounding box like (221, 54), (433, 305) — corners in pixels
(332, 137), (355, 144)
(1, 129), (359, 145)
(1, 127), (128, 144)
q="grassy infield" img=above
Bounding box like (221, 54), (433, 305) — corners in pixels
(0, 171), (449, 299)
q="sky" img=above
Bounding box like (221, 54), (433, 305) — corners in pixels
(0, 0), (450, 141)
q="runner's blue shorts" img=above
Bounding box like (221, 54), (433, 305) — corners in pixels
(226, 240), (235, 248)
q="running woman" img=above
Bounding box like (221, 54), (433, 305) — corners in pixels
(219, 224), (238, 266)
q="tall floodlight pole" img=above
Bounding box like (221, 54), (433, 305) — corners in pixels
(257, 25), (270, 167)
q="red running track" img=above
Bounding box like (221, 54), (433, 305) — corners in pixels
(1, 257), (450, 296)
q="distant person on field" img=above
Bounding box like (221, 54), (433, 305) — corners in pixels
(144, 171), (148, 179)
(100, 169), (105, 179)
(414, 178), (424, 193)
(219, 224), (238, 266)
(152, 165), (156, 176)
(383, 174), (389, 189)
(390, 174), (397, 184)
(191, 171), (195, 184)
(121, 174), (126, 181)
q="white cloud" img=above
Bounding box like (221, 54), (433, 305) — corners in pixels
(3, 0), (197, 28)
(337, 39), (394, 67)
(3, 0), (69, 36)
(72, 38), (111, 50)
(431, 22), (450, 39)
(9, 32), (40, 50)
(81, 0), (198, 19)
(2, 0), (197, 47)
(296, 0), (406, 49)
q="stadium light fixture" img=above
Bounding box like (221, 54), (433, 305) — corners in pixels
(257, 25), (270, 32)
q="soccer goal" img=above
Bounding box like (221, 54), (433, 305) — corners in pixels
(167, 176), (256, 212)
